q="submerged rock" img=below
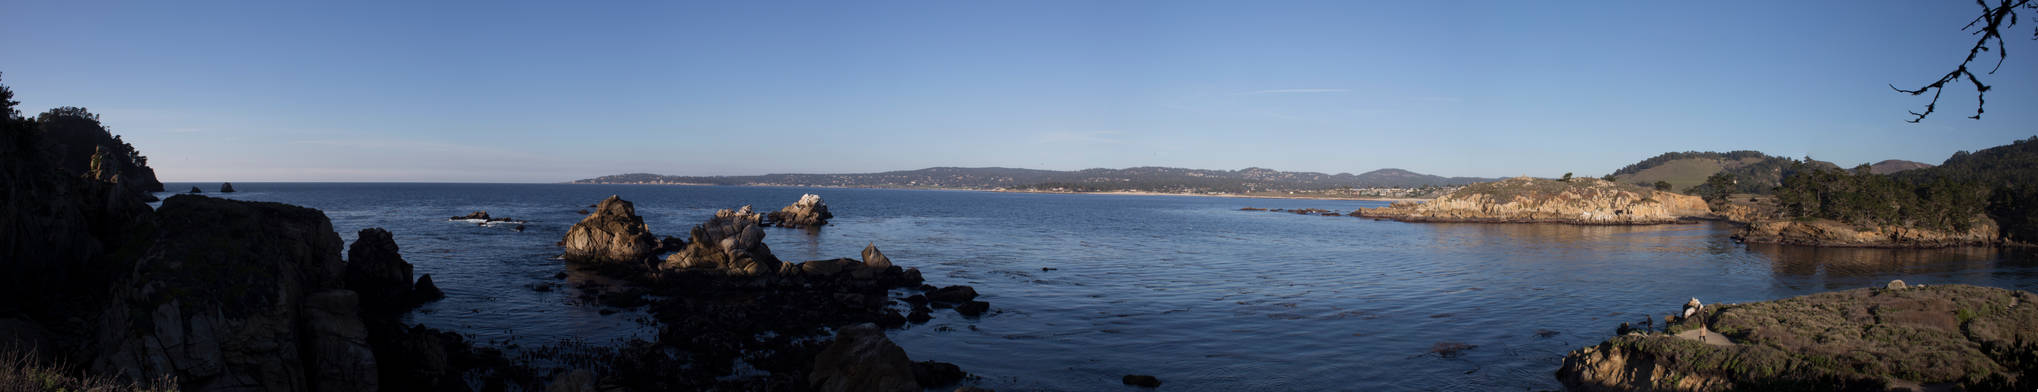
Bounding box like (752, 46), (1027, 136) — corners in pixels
(765, 193), (833, 228)
(810, 323), (920, 392)
(661, 206), (783, 276)
(562, 195), (659, 264)
(1122, 374), (1162, 388)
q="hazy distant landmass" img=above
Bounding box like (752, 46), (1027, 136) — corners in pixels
(573, 167), (1497, 194)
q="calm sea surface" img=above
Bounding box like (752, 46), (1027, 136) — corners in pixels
(155, 183), (2038, 391)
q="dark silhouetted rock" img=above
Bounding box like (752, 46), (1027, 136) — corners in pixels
(345, 228), (416, 312)
(810, 323), (919, 392)
(562, 195), (659, 264)
(1122, 375), (1162, 388)
(765, 193), (833, 228)
(912, 360), (966, 388)
(220, 182), (236, 193)
(188, 186), (202, 193)
(908, 308), (932, 324)
(661, 206), (782, 277)
(927, 285), (979, 303)
(956, 301), (989, 316)
(305, 290), (379, 392)
(413, 274), (445, 302)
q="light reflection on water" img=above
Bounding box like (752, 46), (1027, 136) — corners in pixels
(157, 183), (2038, 391)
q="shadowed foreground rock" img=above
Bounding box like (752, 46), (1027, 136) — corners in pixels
(1358, 177), (1710, 224)
(562, 195), (659, 265)
(765, 193), (833, 228)
(810, 323), (919, 392)
(1557, 284), (2038, 391)
(345, 228), (430, 313)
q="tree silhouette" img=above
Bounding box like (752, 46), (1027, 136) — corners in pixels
(1893, 0), (2034, 122)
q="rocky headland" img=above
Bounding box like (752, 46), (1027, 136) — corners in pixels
(1557, 284), (2038, 391)
(1355, 177), (1711, 224)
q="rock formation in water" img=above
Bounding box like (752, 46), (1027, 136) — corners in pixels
(862, 243), (892, 269)
(561, 195), (659, 264)
(345, 228), (442, 312)
(809, 323), (920, 392)
(189, 186), (203, 193)
(765, 193), (833, 227)
(220, 182), (236, 193)
(1356, 177), (1710, 224)
(662, 206), (785, 276)
(1557, 284), (2038, 391)
(1733, 218), (2000, 248)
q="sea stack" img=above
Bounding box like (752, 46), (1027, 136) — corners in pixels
(662, 206), (783, 276)
(560, 195), (659, 265)
(188, 186), (203, 193)
(765, 193), (833, 228)
(220, 182), (236, 193)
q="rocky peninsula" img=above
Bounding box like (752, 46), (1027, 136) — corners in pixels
(1355, 177), (1711, 224)
(1733, 218), (2000, 248)
(1558, 283), (2038, 391)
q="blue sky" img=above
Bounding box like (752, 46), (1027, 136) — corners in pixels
(2, 1), (2032, 182)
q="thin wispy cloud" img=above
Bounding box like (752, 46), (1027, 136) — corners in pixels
(1245, 88), (1351, 95)
(1034, 131), (1128, 146)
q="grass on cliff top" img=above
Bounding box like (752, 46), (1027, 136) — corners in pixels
(0, 347), (177, 392)
(1621, 284), (2038, 390)
(1453, 177), (1660, 203)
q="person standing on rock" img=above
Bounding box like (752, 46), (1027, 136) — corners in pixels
(1683, 298), (1706, 342)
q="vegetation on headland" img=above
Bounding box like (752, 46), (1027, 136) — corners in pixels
(1731, 136), (2038, 245)
(0, 348), (176, 392)
(1560, 284), (2038, 391)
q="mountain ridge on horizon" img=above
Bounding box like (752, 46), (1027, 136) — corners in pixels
(573, 166), (1499, 192)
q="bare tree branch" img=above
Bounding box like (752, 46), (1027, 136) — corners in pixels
(1893, 0), (2031, 122)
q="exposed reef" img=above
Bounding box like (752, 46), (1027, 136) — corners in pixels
(1557, 284), (2038, 391)
(764, 193), (834, 228)
(1356, 177), (1710, 224)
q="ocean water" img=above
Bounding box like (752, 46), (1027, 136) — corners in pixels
(155, 183), (2038, 391)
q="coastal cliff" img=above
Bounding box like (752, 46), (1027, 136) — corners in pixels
(1356, 177), (1710, 224)
(1557, 284), (2038, 391)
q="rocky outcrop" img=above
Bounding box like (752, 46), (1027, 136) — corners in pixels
(661, 206), (784, 277)
(1557, 284), (2038, 391)
(304, 290), (379, 392)
(91, 195), (358, 392)
(1733, 218), (1999, 248)
(220, 182), (236, 193)
(1357, 177), (1710, 224)
(810, 323), (919, 392)
(450, 210), (519, 223)
(562, 195), (659, 264)
(345, 228), (434, 312)
(0, 102), (159, 321)
(765, 193), (833, 228)
(862, 243), (892, 269)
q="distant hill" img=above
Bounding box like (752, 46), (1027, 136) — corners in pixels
(1608, 151), (1811, 194)
(574, 167), (1495, 193)
(1867, 159), (1935, 174)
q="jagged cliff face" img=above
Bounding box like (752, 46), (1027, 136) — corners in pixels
(1358, 177), (1711, 224)
(0, 106), (159, 321)
(91, 195), (374, 392)
(1734, 218), (1999, 248)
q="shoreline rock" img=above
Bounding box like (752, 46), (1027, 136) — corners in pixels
(1556, 284), (2038, 391)
(220, 182), (236, 193)
(661, 206), (784, 277)
(1356, 177), (1710, 225)
(1731, 218), (2000, 248)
